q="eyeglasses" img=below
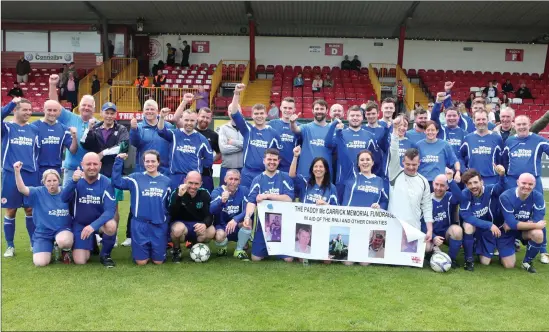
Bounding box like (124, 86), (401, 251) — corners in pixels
(428, 105), (434, 108)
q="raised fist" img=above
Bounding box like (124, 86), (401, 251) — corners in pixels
(49, 74), (60, 86)
(160, 108), (171, 117)
(234, 84), (246, 93)
(445, 167), (454, 181)
(494, 164), (506, 176)
(293, 145), (301, 157)
(12, 97), (22, 104)
(73, 167), (83, 182)
(88, 118), (97, 130)
(13, 161), (23, 172)
(444, 81), (455, 91)
(69, 127), (77, 137)
(183, 93), (194, 103)
(130, 115), (138, 129)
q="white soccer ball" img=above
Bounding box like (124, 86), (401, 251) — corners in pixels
(430, 251), (452, 272)
(189, 243), (211, 263)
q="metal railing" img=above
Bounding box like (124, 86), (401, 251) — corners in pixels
(368, 63), (382, 101)
(221, 60), (249, 82)
(109, 86), (198, 112)
(112, 58), (139, 86)
(78, 57), (135, 101)
(209, 60), (223, 109)
(396, 65), (416, 112)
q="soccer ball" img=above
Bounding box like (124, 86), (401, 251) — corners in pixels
(189, 243), (211, 263)
(430, 251), (452, 272)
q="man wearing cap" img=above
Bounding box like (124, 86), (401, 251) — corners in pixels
(80, 102), (129, 223)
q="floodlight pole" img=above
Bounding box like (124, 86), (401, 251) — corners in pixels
(397, 25), (406, 68)
(249, 19), (256, 82)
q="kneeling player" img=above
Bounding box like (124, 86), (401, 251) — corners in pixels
(169, 171), (215, 263)
(210, 169), (251, 260)
(459, 166), (506, 271)
(61, 152), (117, 267)
(423, 169), (463, 268)
(14, 163), (73, 266)
(499, 173), (547, 273)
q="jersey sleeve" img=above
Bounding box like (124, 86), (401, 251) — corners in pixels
(129, 127), (143, 148)
(533, 191), (546, 222)
(459, 190), (493, 230)
(209, 187), (224, 214)
(111, 157), (133, 190)
(60, 179), (78, 203)
(247, 176), (261, 204)
(58, 107), (77, 126)
(328, 184), (339, 205)
(281, 174), (295, 200)
(379, 185), (389, 210)
(89, 184), (116, 231)
(445, 143), (458, 168)
(200, 136), (214, 168)
(499, 193), (519, 230)
(62, 127), (73, 149)
(448, 180), (463, 205)
(25, 187), (41, 207)
(232, 111), (250, 136)
(324, 121), (338, 148)
(157, 126), (174, 143)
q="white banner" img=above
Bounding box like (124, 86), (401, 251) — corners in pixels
(24, 52), (73, 63)
(257, 201), (427, 267)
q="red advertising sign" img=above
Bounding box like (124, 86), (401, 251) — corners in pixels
(505, 49), (524, 62)
(192, 41), (210, 53)
(325, 43), (343, 56)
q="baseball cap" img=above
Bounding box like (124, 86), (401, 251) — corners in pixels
(101, 102), (117, 112)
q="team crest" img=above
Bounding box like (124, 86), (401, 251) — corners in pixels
(196, 202), (203, 209)
(1, 198), (7, 204)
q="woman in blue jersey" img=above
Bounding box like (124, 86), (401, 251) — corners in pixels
(14, 162), (73, 266)
(416, 120), (461, 188)
(289, 146), (338, 205)
(342, 150), (388, 209)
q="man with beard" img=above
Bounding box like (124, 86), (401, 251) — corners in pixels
(493, 107), (549, 143)
(290, 100), (333, 182)
(268, 97), (299, 172)
(459, 167), (506, 271)
(460, 108), (503, 186)
(326, 106), (379, 202)
(191, 107), (219, 193)
(406, 108), (428, 145)
(229, 84), (281, 189)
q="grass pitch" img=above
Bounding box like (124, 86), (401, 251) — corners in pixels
(2, 193), (549, 331)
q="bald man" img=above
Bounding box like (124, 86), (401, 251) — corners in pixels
(168, 171), (215, 263)
(33, 100), (78, 180)
(60, 152), (117, 267)
(499, 173), (547, 272)
(423, 169), (463, 267)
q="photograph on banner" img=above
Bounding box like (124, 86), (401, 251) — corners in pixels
(257, 201), (426, 267)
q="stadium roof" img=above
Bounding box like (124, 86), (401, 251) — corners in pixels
(2, 1), (549, 43)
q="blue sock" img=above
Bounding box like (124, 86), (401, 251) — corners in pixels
(100, 234), (116, 257)
(215, 238), (228, 247)
(463, 233), (474, 262)
(236, 228), (252, 251)
(25, 216), (35, 246)
(4, 217), (15, 248)
(523, 240), (541, 263)
(540, 228), (547, 254)
(448, 238), (462, 261)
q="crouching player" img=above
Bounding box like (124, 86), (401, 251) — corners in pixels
(244, 149), (295, 262)
(61, 152), (117, 267)
(423, 168), (463, 268)
(459, 165), (506, 271)
(113, 151), (171, 265)
(169, 171), (215, 263)
(499, 173), (547, 273)
(13, 162), (73, 266)
(210, 169), (251, 261)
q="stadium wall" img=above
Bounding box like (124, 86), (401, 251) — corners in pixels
(151, 35), (548, 74)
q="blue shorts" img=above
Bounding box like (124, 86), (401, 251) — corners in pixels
(252, 220), (291, 259)
(475, 228), (516, 259)
(131, 218), (168, 262)
(33, 227), (72, 254)
(72, 223), (95, 251)
(215, 223), (239, 242)
(173, 221), (209, 243)
(2, 169), (39, 209)
(241, 168), (262, 190)
(39, 166), (62, 183)
(169, 173), (186, 191)
(104, 176), (124, 201)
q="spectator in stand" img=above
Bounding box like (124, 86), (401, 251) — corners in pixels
(293, 73), (304, 87)
(16, 56), (31, 83)
(268, 101), (279, 120)
(91, 75), (101, 95)
(323, 74), (334, 88)
(193, 85), (210, 109)
(485, 104), (496, 124)
(502, 79), (514, 93)
(350, 55), (361, 71)
(60, 63), (68, 75)
(153, 69), (167, 108)
(482, 81), (498, 101)
(108, 40), (115, 58)
(312, 74), (323, 92)
(515, 82), (533, 99)
(465, 92), (475, 110)
(8, 82), (23, 98)
(151, 61), (165, 76)
(501, 93), (511, 108)
(62, 72), (79, 109)
(392, 79), (406, 115)
(341, 55), (352, 70)
(134, 73), (150, 108)
(180, 40), (191, 67)
(166, 43), (177, 66)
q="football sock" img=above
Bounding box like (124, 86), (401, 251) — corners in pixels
(25, 216), (35, 246)
(463, 233), (474, 262)
(236, 228), (252, 251)
(100, 234), (116, 257)
(4, 217), (15, 247)
(523, 240), (541, 263)
(540, 228), (547, 254)
(448, 238), (462, 261)
(215, 238), (228, 248)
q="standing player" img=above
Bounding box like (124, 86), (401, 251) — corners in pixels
(210, 169), (251, 260)
(243, 149), (295, 262)
(363, 102), (390, 178)
(423, 169), (463, 267)
(112, 151), (172, 265)
(169, 171), (215, 263)
(14, 163), (73, 266)
(33, 100), (78, 179)
(268, 97), (298, 172)
(499, 173), (547, 273)
(430, 93), (467, 167)
(60, 152), (117, 267)
(218, 112), (244, 184)
(378, 98), (396, 128)
(460, 108), (503, 186)
(2, 98), (40, 257)
(195, 107), (220, 193)
(459, 166), (506, 271)
(158, 109), (214, 192)
(229, 84), (281, 188)
(406, 109), (428, 145)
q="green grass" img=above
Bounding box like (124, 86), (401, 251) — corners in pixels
(2, 192), (549, 331)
